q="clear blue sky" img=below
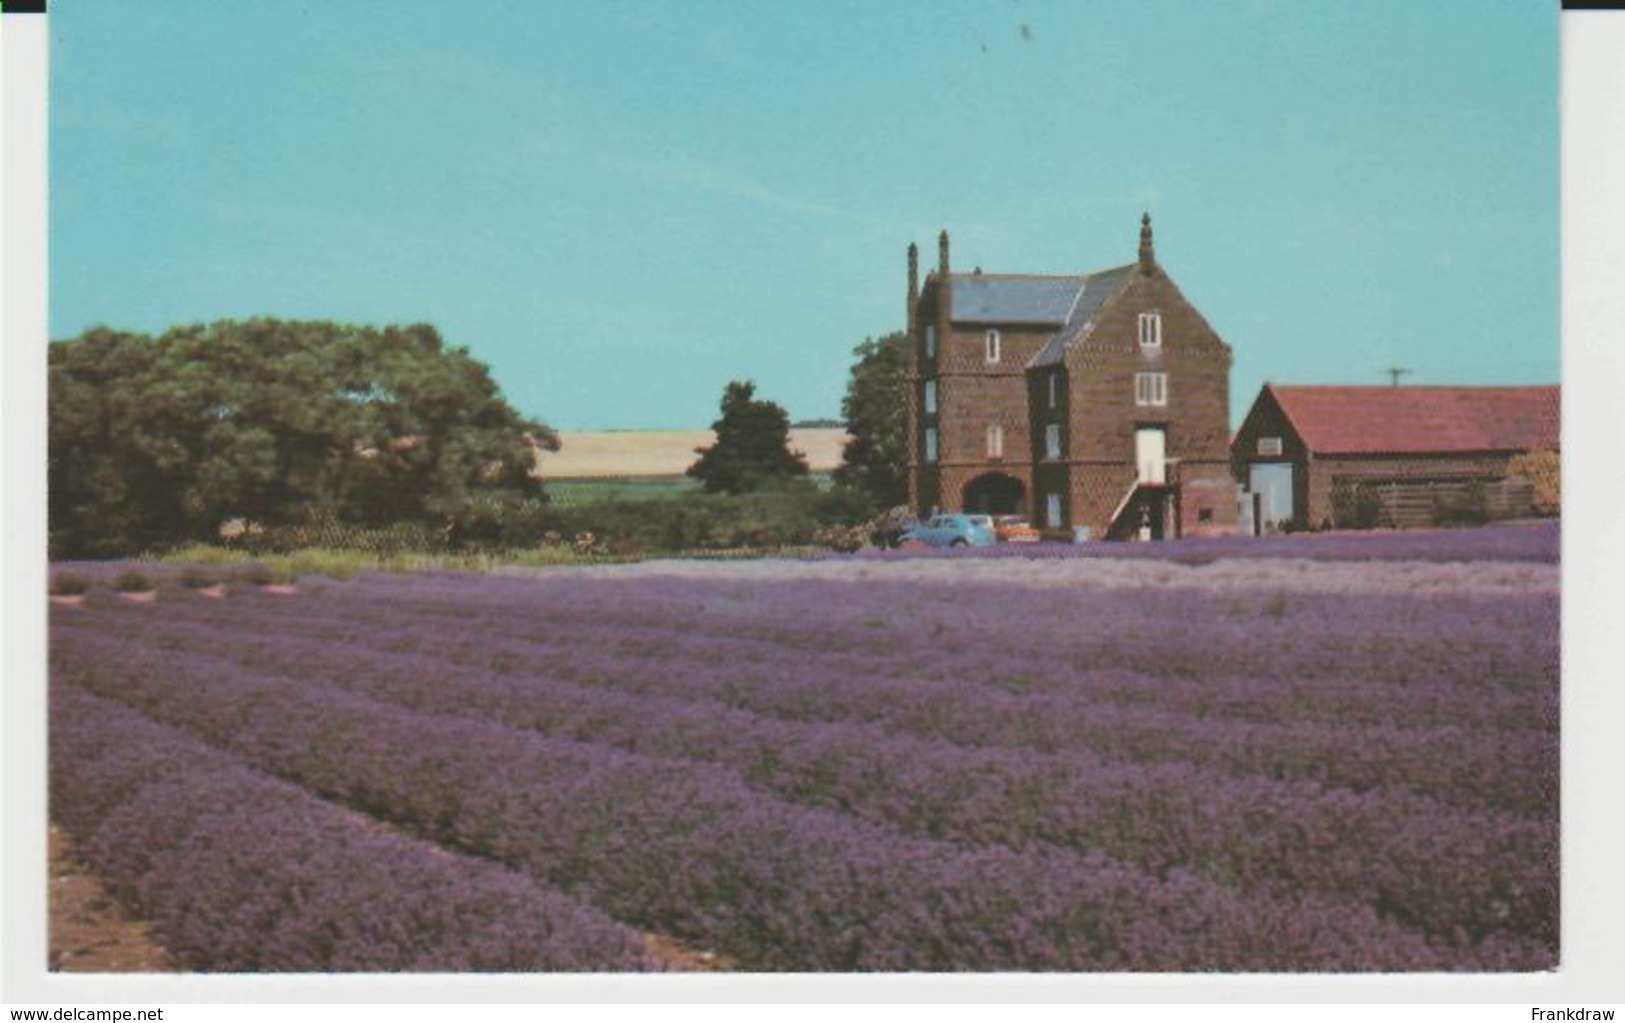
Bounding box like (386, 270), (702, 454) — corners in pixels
(49, 0), (1558, 430)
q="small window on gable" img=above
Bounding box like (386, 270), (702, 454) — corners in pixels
(986, 424), (1004, 459)
(1257, 436), (1283, 457)
(1047, 372), (1059, 409)
(1138, 312), (1162, 348)
(924, 379), (938, 415)
(1135, 372), (1168, 407)
(924, 427), (939, 462)
(985, 329), (1001, 364)
(1045, 423), (1061, 460)
(924, 325), (937, 359)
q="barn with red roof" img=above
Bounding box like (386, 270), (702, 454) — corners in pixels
(1231, 384), (1560, 531)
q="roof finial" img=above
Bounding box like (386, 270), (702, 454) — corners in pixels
(1138, 211), (1155, 271)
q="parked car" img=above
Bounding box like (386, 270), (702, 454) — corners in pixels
(993, 515), (1041, 544)
(898, 513), (997, 549)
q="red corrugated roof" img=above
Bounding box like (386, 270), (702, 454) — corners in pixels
(1268, 385), (1560, 455)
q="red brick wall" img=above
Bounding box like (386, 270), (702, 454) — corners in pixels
(1065, 269), (1231, 465)
(907, 261), (1233, 536)
(907, 278), (940, 515)
(1180, 468), (1240, 536)
(1060, 267), (1232, 536)
(908, 275), (1053, 516)
(1070, 462), (1139, 538)
(935, 323), (1050, 471)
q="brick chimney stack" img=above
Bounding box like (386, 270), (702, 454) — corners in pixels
(938, 230), (951, 277)
(907, 242), (919, 333)
(1139, 212), (1155, 273)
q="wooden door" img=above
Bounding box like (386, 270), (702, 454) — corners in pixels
(1135, 428), (1166, 485)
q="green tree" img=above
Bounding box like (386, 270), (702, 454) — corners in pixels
(48, 319), (557, 557)
(686, 380), (809, 494)
(833, 331), (909, 510)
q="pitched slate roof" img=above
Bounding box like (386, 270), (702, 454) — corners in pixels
(1268, 385), (1560, 455)
(948, 274), (1087, 325)
(1026, 264), (1138, 368)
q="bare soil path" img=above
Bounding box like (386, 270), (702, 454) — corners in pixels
(49, 825), (177, 972)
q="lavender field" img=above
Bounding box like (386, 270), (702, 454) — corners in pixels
(48, 524), (1561, 972)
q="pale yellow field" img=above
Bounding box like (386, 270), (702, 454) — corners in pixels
(537, 428), (850, 479)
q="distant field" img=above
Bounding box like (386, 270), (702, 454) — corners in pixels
(538, 428), (849, 479)
(546, 473), (833, 506)
(544, 477), (699, 504)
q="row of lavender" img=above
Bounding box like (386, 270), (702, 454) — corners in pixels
(152, 568), (1560, 733)
(49, 683), (656, 971)
(845, 521), (1561, 564)
(414, 565), (1559, 714)
(68, 603), (1557, 951)
(51, 624), (1536, 971)
(123, 576), (1558, 817)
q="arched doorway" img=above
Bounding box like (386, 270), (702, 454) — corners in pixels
(963, 473), (1025, 515)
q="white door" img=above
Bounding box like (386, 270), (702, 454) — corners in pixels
(1248, 463), (1294, 527)
(1135, 428), (1166, 484)
(1045, 492), (1062, 528)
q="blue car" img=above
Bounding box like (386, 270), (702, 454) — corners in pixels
(898, 513), (997, 549)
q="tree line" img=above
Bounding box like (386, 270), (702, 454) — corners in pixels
(49, 320), (556, 557)
(48, 320), (911, 558)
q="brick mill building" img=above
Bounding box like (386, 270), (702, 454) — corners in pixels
(1231, 383), (1560, 530)
(905, 215), (1236, 540)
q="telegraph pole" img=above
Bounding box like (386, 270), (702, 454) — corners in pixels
(1385, 367), (1411, 387)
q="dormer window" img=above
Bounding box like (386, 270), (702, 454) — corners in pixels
(924, 325), (937, 359)
(1138, 312), (1162, 348)
(985, 329), (1001, 364)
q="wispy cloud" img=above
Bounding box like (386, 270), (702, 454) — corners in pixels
(640, 158), (849, 220)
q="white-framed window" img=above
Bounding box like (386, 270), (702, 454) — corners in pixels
(924, 325), (937, 359)
(1047, 372), (1059, 409)
(1045, 422), (1061, 460)
(1257, 436), (1283, 457)
(924, 427), (938, 462)
(986, 424), (1004, 459)
(923, 379), (938, 415)
(1046, 492), (1063, 529)
(1138, 312), (1162, 348)
(985, 329), (1001, 364)
(1135, 372), (1168, 407)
